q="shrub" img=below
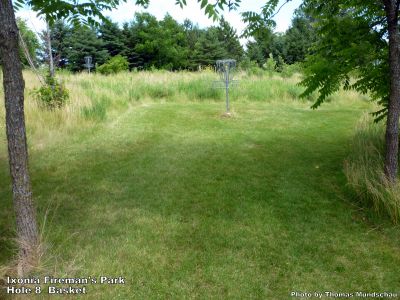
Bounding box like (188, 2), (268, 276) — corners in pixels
(238, 58), (258, 71)
(281, 63), (302, 78)
(97, 55), (129, 75)
(263, 53), (277, 74)
(344, 115), (400, 223)
(246, 66), (265, 77)
(275, 55), (285, 73)
(239, 59), (265, 77)
(32, 74), (69, 109)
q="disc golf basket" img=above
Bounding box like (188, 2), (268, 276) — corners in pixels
(84, 56), (94, 73)
(214, 59), (238, 113)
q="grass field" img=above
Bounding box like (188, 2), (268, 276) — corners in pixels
(0, 71), (399, 299)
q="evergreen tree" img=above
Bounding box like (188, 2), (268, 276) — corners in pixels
(216, 17), (244, 62)
(245, 27), (275, 67)
(184, 20), (204, 70)
(246, 41), (265, 67)
(121, 21), (142, 69)
(283, 9), (315, 64)
(65, 25), (109, 72)
(49, 20), (72, 68)
(99, 19), (126, 57)
(192, 28), (227, 68)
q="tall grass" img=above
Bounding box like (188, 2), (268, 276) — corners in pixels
(2, 69), (399, 299)
(0, 69), (369, 160)
(344, 114), (400, 223)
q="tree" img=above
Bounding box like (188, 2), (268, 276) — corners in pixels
(2, 0), (240, 274)
(64, 25), (109, 72)
(0, 0), (39, 274)
(0, 0), (128, 275)
(48, 20), (72, 68)
(381, 0), (400, 182)
(216, 17), (244, 62)
(16, 18), (40, 67)
(246, 40), (266, 67)
(158, 14), (189, 70)
(241, 0), (400, 182)
(283, 8), (315, 64)
(122, 13), (190, 70)
(99, 19), (127, 57)
(245, 26), (275, 67)
(296, 0), (397, 182)
(192, 27), (228, 67)
(183, 20), (205, 70)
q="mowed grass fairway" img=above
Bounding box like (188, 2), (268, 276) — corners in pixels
(0, 72), (399, 299)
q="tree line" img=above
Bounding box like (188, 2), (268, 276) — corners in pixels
(18, 10), (315, 72)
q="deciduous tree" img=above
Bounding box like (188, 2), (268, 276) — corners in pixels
(1, 0), (241, 274)
(240, 0), (400, 182)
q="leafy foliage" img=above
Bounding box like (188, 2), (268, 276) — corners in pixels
(16, 18), (40, 68)
(299, 0), (389, 120)
(32, 74), (69, 108)
(244, 6), (315, 69)
(14, 0), (242, 26)
(264, 53), (277, 73)
(241, 0), (281, 36)
(44, 12), (243, 72)
(97, 55), (129, 74)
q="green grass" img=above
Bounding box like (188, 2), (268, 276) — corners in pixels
(0, 71), (399, 299)
(344, 115), (400, 223)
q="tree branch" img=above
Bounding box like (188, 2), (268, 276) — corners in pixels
(270, 0), (292, 19)
(18, 31), (45, 85)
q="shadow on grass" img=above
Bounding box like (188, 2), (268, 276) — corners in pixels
(0, 107), (399, 297)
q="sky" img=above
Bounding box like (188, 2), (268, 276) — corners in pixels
(16, 0), (303, 45)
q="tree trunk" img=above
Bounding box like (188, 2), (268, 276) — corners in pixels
(46, 22), (55, 78)
(0, 0), (39, 271)
(383, 0), (400, 183)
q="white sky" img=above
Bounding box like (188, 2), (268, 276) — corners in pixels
(16, 0), (302, 45)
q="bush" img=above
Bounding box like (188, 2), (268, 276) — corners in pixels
(263, 54), (277, 74)
(238, 58), (258, 71)
(246, 66), (265, 77)
(344, 115), (400, 223)
(281, 63), (302, 78)
(97, 55), (129, 75)
(32, 74), (69, 109)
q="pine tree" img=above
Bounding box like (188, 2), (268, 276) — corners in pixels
(284, 9), (315, 64)
(99, 19), (127, 57)
(216, 17), (244, 62)
(192, 28), (227, 68)
(65, 25), (109, 72)
(48, 20), (71, 68)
